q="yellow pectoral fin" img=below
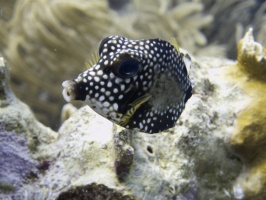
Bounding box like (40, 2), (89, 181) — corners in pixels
(119, 94), (152, 127)
(128, 94), (152, 108)
(85, 50), (99, 69)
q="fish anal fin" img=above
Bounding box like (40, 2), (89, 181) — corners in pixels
(119, 94), (152, 127)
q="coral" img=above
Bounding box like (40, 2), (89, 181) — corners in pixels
(226, 29), (266, 199)
(130, 0), (225, 56)
(0, 50), (253, 199)
(0, 0), (16, 55)
(237, 28), (266, 80)
(2, 2), (266, 199)
(9, 54), (242, 199)
(0, 0), (17, 22)
(0, 0), (229, 130)
(0, 57), (13, 105)
(0, 19), (7, 55)
(202, 0), (266, 59)
(1, 0), (116, 128)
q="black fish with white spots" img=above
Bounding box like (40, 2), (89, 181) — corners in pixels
(62, 36), (192, 133)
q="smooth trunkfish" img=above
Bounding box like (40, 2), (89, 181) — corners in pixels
(62, 36), (192, 133)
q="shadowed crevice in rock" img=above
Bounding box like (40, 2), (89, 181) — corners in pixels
(57, 183), (135, 200)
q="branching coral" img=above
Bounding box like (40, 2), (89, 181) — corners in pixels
(2, 0), (115, 128)
(202, 0), (266, 59)
(0, 21), (7, 55)
(130, 0), (224, 56)
(0, 0), (17, 22)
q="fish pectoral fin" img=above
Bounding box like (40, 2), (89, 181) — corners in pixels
(128, 94), (152, 108)
(119, 94), (152, 127)
(85, 49), (99, 69)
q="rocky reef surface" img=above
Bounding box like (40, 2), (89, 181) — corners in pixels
(0, 58), (58, 198)
(0, 0), (265, 129)
(1, 29), (266, 199)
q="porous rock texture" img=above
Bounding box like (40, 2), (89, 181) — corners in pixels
(1, 52), (243, 199)
(1, 29), (266, 199)
(0, 58), (58, 199)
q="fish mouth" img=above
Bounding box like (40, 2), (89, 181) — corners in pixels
(62, 80), (76, 102)
(62, 79), (88, 102)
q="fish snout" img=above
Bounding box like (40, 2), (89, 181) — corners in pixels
(62, 80), (77, 102)
(62, 80), (88, 101)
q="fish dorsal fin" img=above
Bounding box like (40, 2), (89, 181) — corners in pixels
(170, 37), (180, 52)
(181, 52), (191, 75)
(119, 94), (152, 127)
(170, 37), (191, 75)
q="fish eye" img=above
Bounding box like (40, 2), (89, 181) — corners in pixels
(114, 56), (140, 78)
(98, 37), (111, 55)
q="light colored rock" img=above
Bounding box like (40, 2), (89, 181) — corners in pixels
(13, 55), (245, 199)
(3, 42), (263, 199)
(0, 58), (58, 198)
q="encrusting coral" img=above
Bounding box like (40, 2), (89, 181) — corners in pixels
(226, 28), (266, 200)
(237, 28), (266, 80)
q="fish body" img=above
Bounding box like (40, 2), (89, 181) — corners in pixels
(62, 36), (192, 133)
